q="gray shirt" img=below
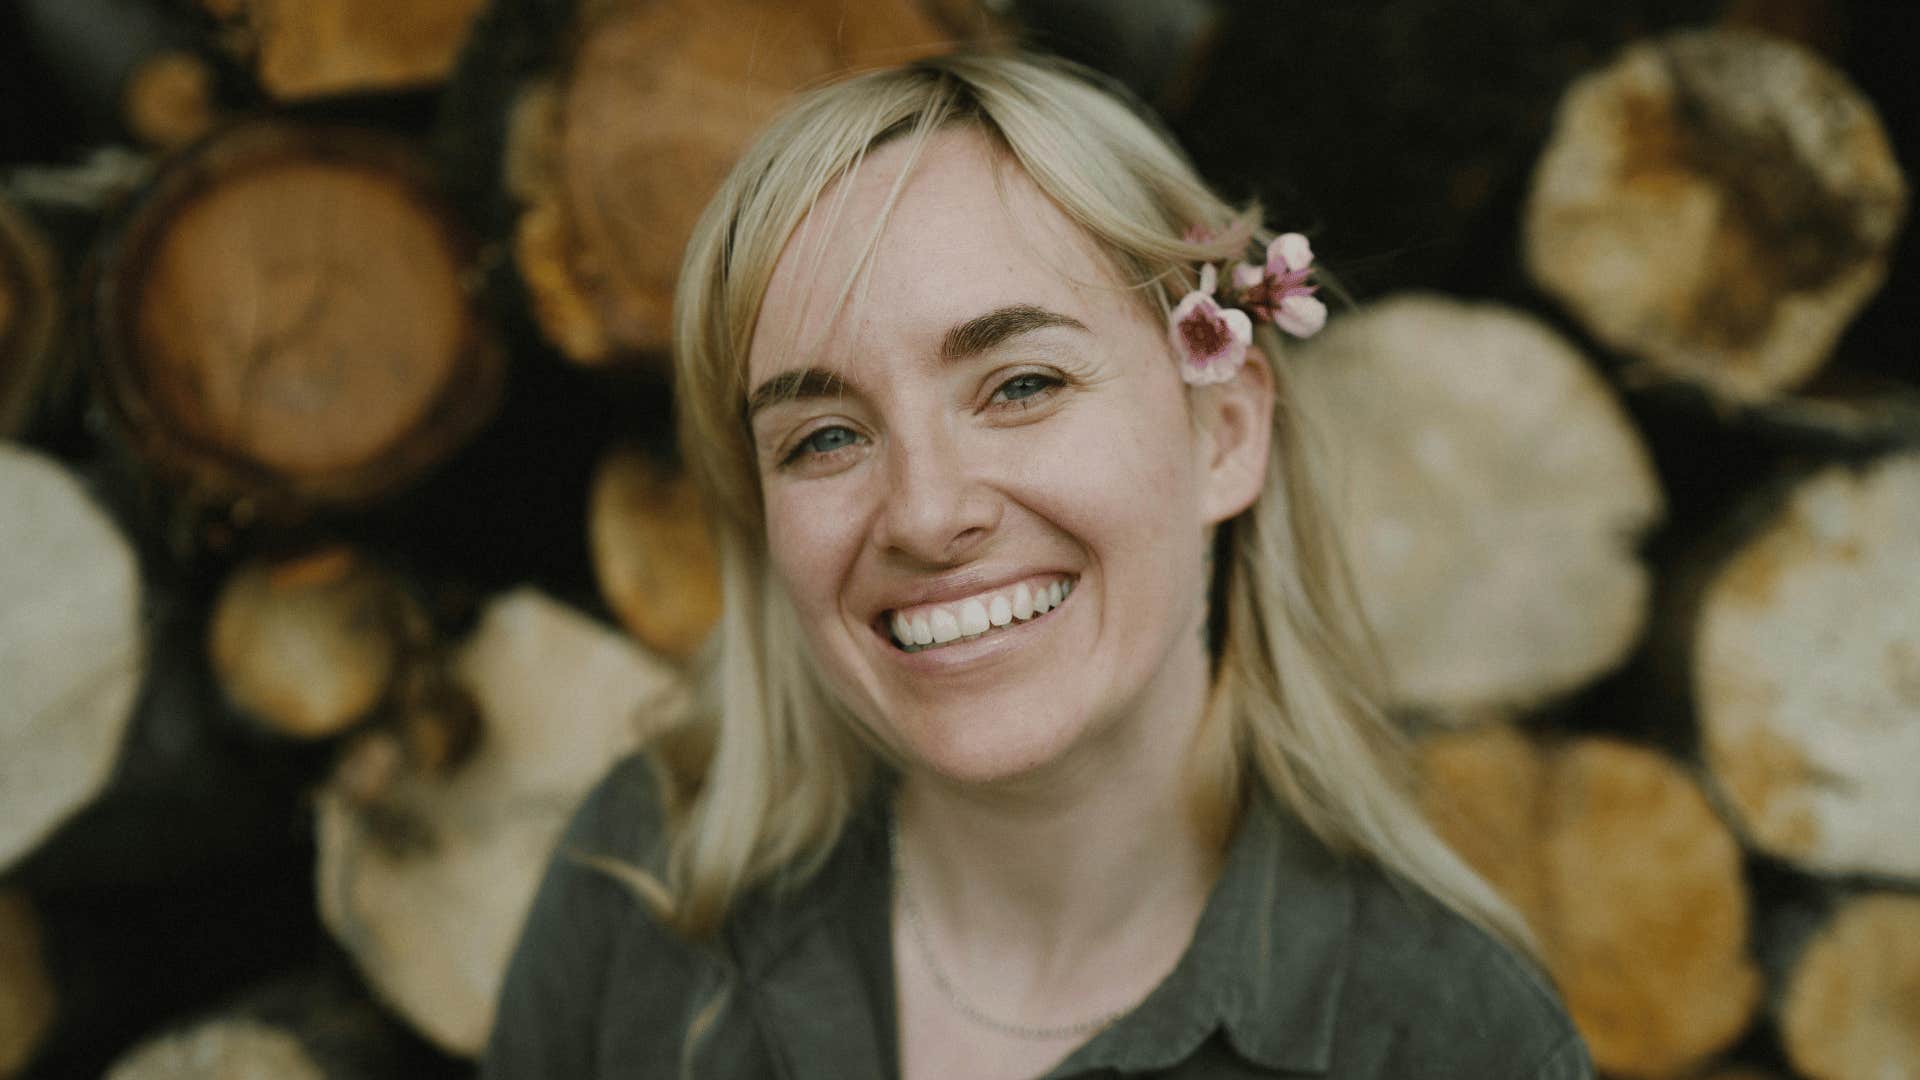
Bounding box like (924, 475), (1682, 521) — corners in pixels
(484, 753), (1594, 1078)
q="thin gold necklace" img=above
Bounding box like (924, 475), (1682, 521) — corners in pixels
(888, 812), (1140, 1041)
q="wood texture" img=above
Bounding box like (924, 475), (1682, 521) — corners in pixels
(207, 0), (489, 100)
(0, 196), (59, 440)
(589, 447), (722, 661)
(95, 123), (503, 512)
(1525, 28), (1908, 403)
(314, 589), (682, 1053)
(1779, 894), (1920, 1080)
(1286, 294), (1665, 718)
(1694, 452), (1920, 881)
(1420, 727), (1761, 1078)
(0, 445), (143, 872)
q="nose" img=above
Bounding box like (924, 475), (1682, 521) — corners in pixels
(872, 422), (1001, 565)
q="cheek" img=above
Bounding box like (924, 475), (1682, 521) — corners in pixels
(763, 486), (860, 613)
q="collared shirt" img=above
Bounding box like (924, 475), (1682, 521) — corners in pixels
(484, 753), (1594, 1078)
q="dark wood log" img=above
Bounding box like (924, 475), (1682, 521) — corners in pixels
(93, 121), (504, 518)
(1525, 28), (1908, 405)
(588, 446), (721, 662)
(494, 0), (964, 365)
(1686, 451), (1920, 882)
(199, 0), (489, 101)
(1287, 294), (1665, 719)
(0, 444), (143, 873)
(0, 889), (56, 1079)
(1419, 726), (1762, 1079)
(1777, 893), (1920, 1079)
(315, 588), (682, 1054)
(0, 196), (61, 440)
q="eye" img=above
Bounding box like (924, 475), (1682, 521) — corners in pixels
(784, 424), (863, 464)
(990, 371), (1063, 407)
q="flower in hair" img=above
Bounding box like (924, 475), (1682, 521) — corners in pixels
(1230, 233), (1327, 339)
(1171, 263), (1254, 385)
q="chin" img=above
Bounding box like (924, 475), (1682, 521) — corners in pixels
(884, 702), (1092, 788)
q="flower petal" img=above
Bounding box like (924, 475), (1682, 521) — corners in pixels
(1199, 262), (1218, 295)
(1274, 293), (1328, 338)
(1230, 261), (1264, 292)
(1269, 232), (1314, 275)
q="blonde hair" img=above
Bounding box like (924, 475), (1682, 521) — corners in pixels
(659, 49), (1538, 966)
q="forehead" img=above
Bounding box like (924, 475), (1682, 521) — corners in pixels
(747, 127), (1129, 386)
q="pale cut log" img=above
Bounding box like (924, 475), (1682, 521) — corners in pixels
(589, 447), (722, 661)
(509, 0), (957, 364)
(1693, 452), (1920, 881)
(1286, 294), (1665, 718)
(205, 0), (487, 100)
(0, 890), (56, 1079)
(95, 122), (503, 514)
(1779, 893), (1920, 1080)
(0, 444), (143, 871)
(0, 196), (60, 440)
(315, 588), (684, 1054)
(1419, 727), (1761, 1078)
(1524, 28), (1908, 404)
(107, 1021), (326, 1080)
(208, 547), (418, 740)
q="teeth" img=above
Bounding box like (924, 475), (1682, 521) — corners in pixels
(959, 599), (990, 637)
(1013, 583), (1034, 620)
(887, 577), (1076, 651)
(988, 595), (1012, 627)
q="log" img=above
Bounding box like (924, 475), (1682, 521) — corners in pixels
(1524, 28), (1909, 404)
(1285, 294), (1665, 719)
(0, 195), (60, 440)
(101, 966), (450, 1080)
(208, 547), (420, 741)
(315, 588), (683, 1054)
(15, 0), (221, 147)
(93, 121), (504, 516)
(1419, 727), (1762, 1078)
(0, 890), (56, 1079)
(0, 444), (143, 872)
(502, 0), (959, 364)
(588, 446), (722, 662)
(202, 0), (488, 101)
(1778, 893), (1920, 1080)
(122, 49), (219, 149)
(1692, 452), (1920, 882)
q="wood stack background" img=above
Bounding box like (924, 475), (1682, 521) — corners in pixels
(0, 1), (1914, 1077)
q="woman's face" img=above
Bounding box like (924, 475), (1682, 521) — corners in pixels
(745, 127), (1269, 786)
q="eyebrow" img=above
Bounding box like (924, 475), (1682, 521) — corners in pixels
(744, 304), (1088, 421)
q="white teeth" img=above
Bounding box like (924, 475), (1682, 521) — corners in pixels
(1032, 587), (1053, 615)
(988, 595), (1013, 627)
(930, 608), (961, 644)
(959, 599), (990, 637)
(1013, 583), (1035, 620)
(893, 612), (912, 644)
(911, 614), (932, 646)
(1048, 582), (1064, 608)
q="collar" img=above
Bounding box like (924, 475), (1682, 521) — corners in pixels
(730, 782), (1355, 1078)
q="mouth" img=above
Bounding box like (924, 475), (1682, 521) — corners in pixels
(877, 574), (1077, 654)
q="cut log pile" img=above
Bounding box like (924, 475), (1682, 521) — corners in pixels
(0, 4), (1916, 1079)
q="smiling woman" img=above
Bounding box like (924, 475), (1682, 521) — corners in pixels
(484, 50), (1594, 1080)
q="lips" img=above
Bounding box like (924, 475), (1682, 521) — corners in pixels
(880, 575), (1076, 652)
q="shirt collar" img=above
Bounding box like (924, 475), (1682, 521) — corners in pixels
(732, 782), (1354, 1078)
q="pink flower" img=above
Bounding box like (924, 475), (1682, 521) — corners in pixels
(1229, 232), (1326, 338)
(1170, 263), (1253, 385)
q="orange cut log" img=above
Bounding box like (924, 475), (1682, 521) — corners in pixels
(588, 447), (722, 661)
(1779, 894), (1920, 1080)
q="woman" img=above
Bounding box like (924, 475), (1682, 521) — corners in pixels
(485, 50), (1592, 1079)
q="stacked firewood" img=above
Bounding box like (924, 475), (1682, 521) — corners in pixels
(1, 1), (1915, 1078)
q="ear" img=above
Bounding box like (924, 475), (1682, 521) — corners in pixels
(1193, 347), (1275, 526)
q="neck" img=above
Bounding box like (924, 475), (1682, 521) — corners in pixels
(891, 637), (1225, 1006)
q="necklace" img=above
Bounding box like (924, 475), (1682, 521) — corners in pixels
(888, 812), (1139, 1041)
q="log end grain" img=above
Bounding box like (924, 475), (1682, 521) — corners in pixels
(247, 0), (490, 100)
(123, 50), (219, 149)
(105, 1018), (327, 1080)
(1697, 453), (1920, 880)
(1525, 28), (1908, 403)
(1288, 295), (1665, 715)
(588, 448), (722, 662)
(1780, 894), (1920, 1080)
(208, 548), (411, 740)
(1419, 729), (1761, 1078)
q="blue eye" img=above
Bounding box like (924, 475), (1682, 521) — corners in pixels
(790, 425), (860, 460)
(993, 373), (1060, 405)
